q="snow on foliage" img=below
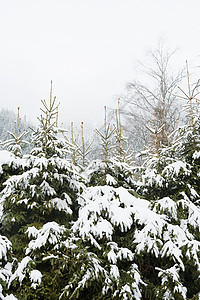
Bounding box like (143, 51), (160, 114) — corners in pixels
(26, 222), (66, 254)
(29, 270), (42, 289)
(0, 95), (200, 298)
(0, 151), (15, 169)
(9, 256), (32, 285)
(162, 160), (191, 177)
(72, 186), (139, 243)
(4, 295), (18, 300)
(179, 196), (200, 231)
(72, 184), (200, 298)
(156, 264), (187, 299)
(0, 236), (12, 261)
(0, 150), (27, 175)
(0, 263), (13, 299)
(47, 196), (72, 213)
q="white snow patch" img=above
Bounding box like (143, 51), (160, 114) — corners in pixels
(163, 161), (191, 177)
(0, 150), (14, 165)
(26, 222), (65, 254)
(9, 256), (32, 286)
(4, 295), (18, 300)
(30, 270), (42, 289)
(48, 197), (72, 214)
(110, 264), (119, 279)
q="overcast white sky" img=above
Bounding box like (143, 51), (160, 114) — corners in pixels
(1, 0), (200, 127)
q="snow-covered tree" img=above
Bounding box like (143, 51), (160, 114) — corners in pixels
(133, 72), (200, 299)
(0, 108), (31, 149)
(71, 181), (200, 299)
(0, 87), (86, 298)
(1, 107), (29, 157)
(87, 104), (136, 190)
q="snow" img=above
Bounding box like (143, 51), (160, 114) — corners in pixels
(73, 186), (140, 241)
(33, 157), (48, 170)
(0, 150), (15, 174)
(0, 150), (31, 173)
(0, 150), (14, 165)
(193, 150), (200, 160)
(179, 198), (200, 231)
(30, 270), (42, 289)
(0, 235), (12, 260)
(152, 197), (178, 220)
(113, 264), (144, 299)
(161, 240), (184, 270)
(117, 248), (134, 261)
(60, 252), (107, 299)
(142, 168), (164, 187)
(42, 254), (59, 261)
(107, 242), (118, 264)
(26, 222), (65, 254)
(83, 159), (105, 178)
(47, 197), (72, 214)
(106, 174), (117, 185)
(110, 264), (120, 279)
(9, 256), (32, 286)
(95, 218), (113, 239)
(4, 295), (18, 300)
(185, 240), (200, 271)
(0, 262), (13, 295)
(3, 168), (39, 191)
(163, 160), (191, 177)
(71, 182), (200, 296)
(40, 180), (56, 196)
(156, 265), (187, 299)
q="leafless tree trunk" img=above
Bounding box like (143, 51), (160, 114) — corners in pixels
(123, 41), (184, 149)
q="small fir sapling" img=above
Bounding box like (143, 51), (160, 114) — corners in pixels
(88, 102), (136, 189)
(78, 122), (94, 170)
(1, 107), (29, 157)
(114, 98), (134, 164)
(0, 113), (30, 194)
(94, 106), (116, 176)
(108, 99), (136, 189)
(62, 121), (94, 170)
(86, 105), (116, 186)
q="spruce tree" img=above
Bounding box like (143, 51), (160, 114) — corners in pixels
(1, 107), (29, 158)
(87, 104), (136, 190)
(133, 68), (200, 299)
(0, 86), (86, 299)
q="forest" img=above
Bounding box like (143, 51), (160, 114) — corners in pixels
(0, 46), (199, 300)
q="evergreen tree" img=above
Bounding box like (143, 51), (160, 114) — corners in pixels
(0, 86), (86, 299)
(1, 107), (29, 157)
(0, 108), (31, 147)
(133, 68), (200, 299)
(87, 104), (136, 190)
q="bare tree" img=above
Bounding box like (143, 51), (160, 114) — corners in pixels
(123, 41), (184, 149)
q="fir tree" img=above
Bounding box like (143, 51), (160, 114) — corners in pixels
(0, 85), (86, 299)
(87, 104), (136, 190)
(133, 67), (200, 299)
(1, 107), (29, 157)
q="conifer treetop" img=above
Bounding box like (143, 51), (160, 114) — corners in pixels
(1, 107), (29, 157)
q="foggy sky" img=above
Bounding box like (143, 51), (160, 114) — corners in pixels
(1, 0), (200, 127)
